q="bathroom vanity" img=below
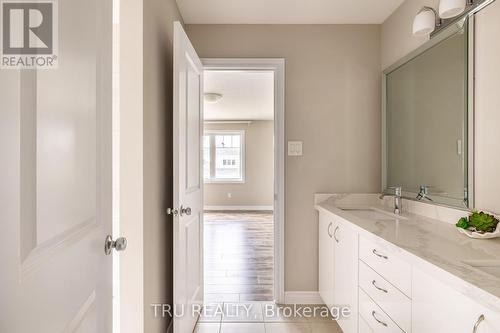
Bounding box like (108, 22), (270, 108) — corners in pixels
(315, 193), (500, 333)
(315, 4), (500, 333)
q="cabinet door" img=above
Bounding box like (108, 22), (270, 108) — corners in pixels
(318, 211), (335, 309)
(333, 219), (358, 333)
(413, 268), (500, 333)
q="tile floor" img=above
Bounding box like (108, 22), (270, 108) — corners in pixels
(193, 302), (343, 333)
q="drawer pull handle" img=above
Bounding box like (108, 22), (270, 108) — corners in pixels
(333, 226), (340, 243)
(473, 314), (485, 333)
(372, 249), (388, 259)
(327, 222), (333, 238)
(372, 280), (388, 293)
(371, 311), (388, 327)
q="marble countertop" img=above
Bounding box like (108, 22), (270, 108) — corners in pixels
(315, 193), (500, 311)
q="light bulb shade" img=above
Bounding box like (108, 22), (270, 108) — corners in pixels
(204, 93), (223, 103)
(439, 0), (466, 18)
(412, 9), (437, 36)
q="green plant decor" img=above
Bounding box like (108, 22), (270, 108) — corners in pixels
(456, 211), (500, 233)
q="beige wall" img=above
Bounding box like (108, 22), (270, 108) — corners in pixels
(186, 24), (381, 292)
(204, 121), (274, 208)
(382, 0), (500, 213)
(143, 0), (182, 331)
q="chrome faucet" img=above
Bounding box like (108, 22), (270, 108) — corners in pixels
(379, 186), (403, 215)
(416, 186), (433, 202)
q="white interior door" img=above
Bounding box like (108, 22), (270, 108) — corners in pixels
(0, 0), (114, 332)
(172, 21), (204, 333)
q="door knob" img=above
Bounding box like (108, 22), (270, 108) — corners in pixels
(180, 205), (192, 216)
(166, 206), (192, 217)
(104, 235), (127, 255)
(166, 208), (179, 216)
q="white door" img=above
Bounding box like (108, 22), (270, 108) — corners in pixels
(0, 0), (114, 332)
(172, 21), (204, 333)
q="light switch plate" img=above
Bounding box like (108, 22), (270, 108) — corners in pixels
(288, 141), (303, 156)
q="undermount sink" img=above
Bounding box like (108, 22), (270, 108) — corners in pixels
(462, 260), (500, 279)
(340, 208), (405, 221)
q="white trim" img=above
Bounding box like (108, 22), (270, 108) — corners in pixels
(284, 292), (323, 305)
(204, 205), (274, 211)
(119, 0), (144, 332)
(202, 58), (286, 304)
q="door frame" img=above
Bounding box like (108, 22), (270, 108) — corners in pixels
(201, 58), (285, 303)
(116, 0), (144, 332)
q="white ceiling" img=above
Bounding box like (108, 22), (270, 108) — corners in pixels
(204, 70), (274, 121)
(176, 0), (404, 24)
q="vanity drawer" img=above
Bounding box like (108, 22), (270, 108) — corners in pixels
(359, 315), (375, 333)
(359, 236), (411, 297)
(359, 288), (405, 333)
(359, 260), (411, 333)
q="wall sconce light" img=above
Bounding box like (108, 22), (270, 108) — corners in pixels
(439, 0), (467, 18)
(412, 7), (442, 36)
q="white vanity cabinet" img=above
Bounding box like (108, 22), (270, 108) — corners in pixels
(333, 218), (358, 333)
(413, 268), (500, 333)
(316, 195), (500, 333)
(318, 210), (358, 333)
(318, 210), (335, 310)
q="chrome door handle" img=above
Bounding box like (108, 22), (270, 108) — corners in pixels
(333, 226), (339, 243)
(473, 314), (485, 333)
(372, 280), (388, 293)
(166, 208), (179, 216)
(104, 235), (127, 255)
(372, 249), (388, 260)
(327, 222), (333, 238)
(371, 311), (388, 327)
(180, 205), (192, 216)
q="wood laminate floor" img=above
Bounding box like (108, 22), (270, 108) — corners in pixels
(204, 211), (274, 303)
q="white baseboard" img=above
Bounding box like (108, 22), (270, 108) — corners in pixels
(204, 205), (274, 211)
(284, 291), (323, 304)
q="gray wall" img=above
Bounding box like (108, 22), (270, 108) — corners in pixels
(204, 121), (274, 208)
(143, 0), (182, 331)
(186, 24), (382, 292)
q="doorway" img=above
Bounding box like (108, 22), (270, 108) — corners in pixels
(202, 59), (285, 304)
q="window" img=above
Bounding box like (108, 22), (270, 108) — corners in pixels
(203, 131), (245, 183)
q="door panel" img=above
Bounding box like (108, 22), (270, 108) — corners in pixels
(173, 21), (204, 333)
(0, 0), (113, 332)
(186, 61), (201, 191)
(36, 0), (98, 244)
(318, 211), (334, 309)
(333, 220), (358, 333)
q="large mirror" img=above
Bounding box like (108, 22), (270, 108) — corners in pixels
(383, 19), (470, 209)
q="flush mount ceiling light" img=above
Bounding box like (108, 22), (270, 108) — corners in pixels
(204, 92), (223, 103)
(412, 6), (442, 36)
(439, 0), (467, 18)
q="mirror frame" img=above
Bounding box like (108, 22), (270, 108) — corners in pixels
(381, 17), (475, 210)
